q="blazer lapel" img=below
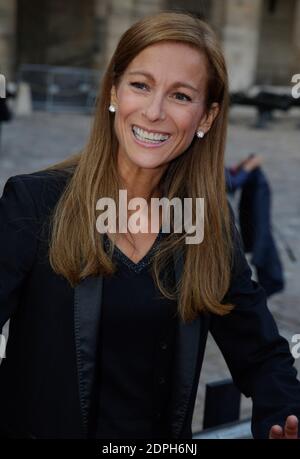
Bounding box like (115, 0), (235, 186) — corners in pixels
(74, 275), (103, 436)
(73, 247), (204, 438)
(170, 249), (203, 438)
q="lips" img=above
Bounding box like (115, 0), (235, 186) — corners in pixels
(132, 125), (171, 144)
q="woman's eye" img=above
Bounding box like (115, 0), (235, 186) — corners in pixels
(130, 82), (149, 91)
(173, 92), (192, 102)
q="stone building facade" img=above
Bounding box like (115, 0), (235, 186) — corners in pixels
(0, 0), (300, 91)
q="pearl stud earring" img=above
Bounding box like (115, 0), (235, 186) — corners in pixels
(109, 104), (116, 113)
(196, 130), (205, 138)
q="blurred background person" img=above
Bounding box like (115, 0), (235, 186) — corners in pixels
(226, 153), (285, 297)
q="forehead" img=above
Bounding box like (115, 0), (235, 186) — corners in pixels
(124, 42), (208, 89)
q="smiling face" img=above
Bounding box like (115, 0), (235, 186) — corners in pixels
(111, 41), (219, 171)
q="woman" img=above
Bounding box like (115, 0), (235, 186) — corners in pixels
(0, 11), (299, 439)
(226, 154), (285, 297)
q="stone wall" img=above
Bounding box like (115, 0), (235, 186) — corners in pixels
(221, 0), (263, 91)
(16, 0), (48, 68)
(292, 0), (300, 78)
(0, 0), (16, 80)
(17, 0), (95, 68)
(0, 0), (299, 88)
(166, 0), (211, 18)
(256, 0), (297, 85)
(103, 0), (163, 66)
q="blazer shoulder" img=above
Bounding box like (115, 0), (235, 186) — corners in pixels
(5, 169), (72, 216)
(7, 169), (72, 190)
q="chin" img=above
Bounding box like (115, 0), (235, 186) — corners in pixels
(129, 156), (165, 169)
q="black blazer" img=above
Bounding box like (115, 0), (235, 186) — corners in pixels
(1, 171), (300, 439)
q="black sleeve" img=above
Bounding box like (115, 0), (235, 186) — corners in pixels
(0, 176), (39, 330)
(209, 218), (300, 439)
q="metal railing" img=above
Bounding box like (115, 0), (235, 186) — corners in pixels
(18, 64), (102, 113)
(192, 378), (253, 439)
(193, 419), (252, 439)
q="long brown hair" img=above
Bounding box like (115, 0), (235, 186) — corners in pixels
(44, 11), (235, 322)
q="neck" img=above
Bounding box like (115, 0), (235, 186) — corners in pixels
(117, 156), (167, 203)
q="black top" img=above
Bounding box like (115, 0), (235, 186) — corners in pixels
(89, 230), (178, 439)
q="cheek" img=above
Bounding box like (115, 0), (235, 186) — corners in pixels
(174, 113), (198, 139)
(114, 93), (138, 138)
(116, 88), (142, 117)
(172, 106), (204, 135)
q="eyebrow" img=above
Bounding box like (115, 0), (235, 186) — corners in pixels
(127, 70), (199, 93)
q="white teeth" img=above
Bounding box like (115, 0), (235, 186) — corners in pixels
(132, 126), (170, 143)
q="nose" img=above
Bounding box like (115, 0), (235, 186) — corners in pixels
(142, 92), (166, 122)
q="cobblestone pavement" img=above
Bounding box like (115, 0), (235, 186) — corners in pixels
(0, 107), (299, 434)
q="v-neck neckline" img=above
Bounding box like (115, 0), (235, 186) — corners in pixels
(103, 228), (164, 274)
